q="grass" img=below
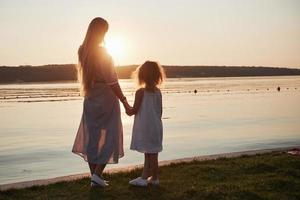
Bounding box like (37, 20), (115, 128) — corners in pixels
(1, 152), (300, 200)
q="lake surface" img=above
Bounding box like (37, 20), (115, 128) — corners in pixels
(0, 76), (300, 185)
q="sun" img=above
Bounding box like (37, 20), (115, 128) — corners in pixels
(105, 36), (125, 65)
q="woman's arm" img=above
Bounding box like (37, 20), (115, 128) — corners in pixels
(126, 88), (144, 116)
(97, 50), (128, 105)
(109, 83), (130, 108)
(110, 82), (126, 101)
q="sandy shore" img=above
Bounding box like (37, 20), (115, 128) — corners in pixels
(0, 146), (298, 191)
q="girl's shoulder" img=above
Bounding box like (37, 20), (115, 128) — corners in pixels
(135, 88), (145, 98)
(143, 86), (161, 93)
(153, 87), (162, 95)
(156, 88), (162, 98)
(144, 87), (162, 99)
(136, 87), (145, 93)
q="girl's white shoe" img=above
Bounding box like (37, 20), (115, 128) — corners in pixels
(147, 177), (159, 185)
(129, 177), (148, 187)
(91, 174), (109, 187)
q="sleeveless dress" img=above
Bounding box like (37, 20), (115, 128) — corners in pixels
(130, 88), (163, 153)
(72, 50), (124, 164)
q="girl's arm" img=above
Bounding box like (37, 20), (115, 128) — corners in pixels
(126, 88), (144, 116)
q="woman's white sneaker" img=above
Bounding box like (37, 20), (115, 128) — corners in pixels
(129, 177), (148, 187)
(91, 174), (109, 187)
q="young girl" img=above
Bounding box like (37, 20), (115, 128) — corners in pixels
(125, 61), (165, 186)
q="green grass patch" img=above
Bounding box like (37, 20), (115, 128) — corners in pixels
(1, 152), (300, 200)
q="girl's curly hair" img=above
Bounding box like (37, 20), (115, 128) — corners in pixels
(134, 61), (165, 89)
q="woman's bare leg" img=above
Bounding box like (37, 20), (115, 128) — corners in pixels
(141, 153), (150, 179)
(149, 153), (159, 180)
(94, 164), (106, 178)
(88, 163), (96, 175)
(89, 163), (106, 178)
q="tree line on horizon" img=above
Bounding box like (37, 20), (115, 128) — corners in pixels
(0, 64), (300, 83)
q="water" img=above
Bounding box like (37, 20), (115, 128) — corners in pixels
(0, 76), (300, 185)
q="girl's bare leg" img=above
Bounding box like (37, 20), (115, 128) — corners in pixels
(141, 153), (151, 179)
(149, 153), (159, 180)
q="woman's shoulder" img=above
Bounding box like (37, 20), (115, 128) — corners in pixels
(88, 46), (105, 58)
(94, 47), (110, 58)
(93, 47), (113, 67)
(98, 46), (108, 54)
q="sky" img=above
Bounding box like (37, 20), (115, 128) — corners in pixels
(0, 0), (299, 68)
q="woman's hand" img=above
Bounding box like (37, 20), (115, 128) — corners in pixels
(122, 100), (133, 116)
(125, 108), (133, 116)
(108, 83), (134, 116)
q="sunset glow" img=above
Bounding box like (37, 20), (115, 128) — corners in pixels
(105, 36), (125, 65)
(0, 0), (299, 68)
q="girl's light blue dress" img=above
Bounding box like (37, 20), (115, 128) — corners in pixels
(130, 88), (163, 153)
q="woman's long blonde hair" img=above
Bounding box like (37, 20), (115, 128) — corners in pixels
(77, 17), (109, 96)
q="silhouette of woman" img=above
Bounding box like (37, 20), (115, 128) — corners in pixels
(72, 17), (130, 187)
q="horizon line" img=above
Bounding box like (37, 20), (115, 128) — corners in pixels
(1, 63), (300, 69)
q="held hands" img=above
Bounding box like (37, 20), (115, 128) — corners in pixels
(124, 102), (132, 116)
(121, 98), (133, 116)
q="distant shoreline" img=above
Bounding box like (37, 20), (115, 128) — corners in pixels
(1, 75), (300, 85)
(1, 64), (300, 84)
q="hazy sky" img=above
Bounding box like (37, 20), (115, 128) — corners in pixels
(0, 0), (299, 68)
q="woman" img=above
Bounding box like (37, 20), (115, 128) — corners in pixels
(72, 17), (129, 187)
